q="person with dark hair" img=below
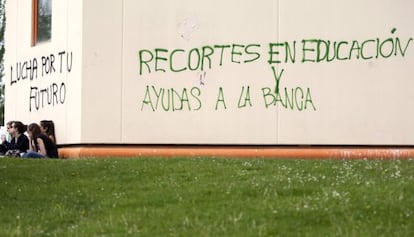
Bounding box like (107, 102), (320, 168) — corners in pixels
(23, 123), (58, 158)
(40, 120), (56, 144)
(5, 121), (14, 130)
(0, 121), (14, 154)
(0, 121), (30, 154)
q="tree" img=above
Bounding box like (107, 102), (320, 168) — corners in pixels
(0, 0), (5, 125)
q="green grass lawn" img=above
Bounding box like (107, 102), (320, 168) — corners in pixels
(0, 157), (413, 237)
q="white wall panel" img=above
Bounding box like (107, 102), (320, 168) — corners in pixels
(5, 0), (414, 145)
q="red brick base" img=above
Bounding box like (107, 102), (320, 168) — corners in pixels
(58, 146), (414, 159)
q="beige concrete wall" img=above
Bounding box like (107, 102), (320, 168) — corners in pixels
(122, 0), (279, 144)
(5, 0), (414, 145)
(4, 0), (82, 144)
(120, 0), (414, 145)
(81, 0), (123, 143)
(277, 0), (414, 145)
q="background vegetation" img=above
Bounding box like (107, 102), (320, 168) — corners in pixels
(0, 0), (6, 125)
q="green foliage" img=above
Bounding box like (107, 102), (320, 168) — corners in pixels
(37, 0), (51, 43)
(0, 0), (5, 125)
(0, 158), (413, 236)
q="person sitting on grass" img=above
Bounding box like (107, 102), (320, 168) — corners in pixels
(22, 123), (58, 159)
(40, 120), (56, 144)
(0, 121), (29, 154)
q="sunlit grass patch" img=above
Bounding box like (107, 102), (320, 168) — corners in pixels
(0, 158), (413, 236)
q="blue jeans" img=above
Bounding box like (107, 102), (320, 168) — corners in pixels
(22, 151), (46, 159)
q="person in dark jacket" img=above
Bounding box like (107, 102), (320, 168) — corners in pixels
(1, 121), (29, 154)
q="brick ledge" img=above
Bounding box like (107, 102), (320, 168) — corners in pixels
(58, 146), (414, 159)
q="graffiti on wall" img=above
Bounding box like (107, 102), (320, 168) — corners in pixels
(9, 51), (73, 112)
(137, 28), (413, 112)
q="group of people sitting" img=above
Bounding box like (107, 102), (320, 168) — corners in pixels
(0, 120), (58, 158)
